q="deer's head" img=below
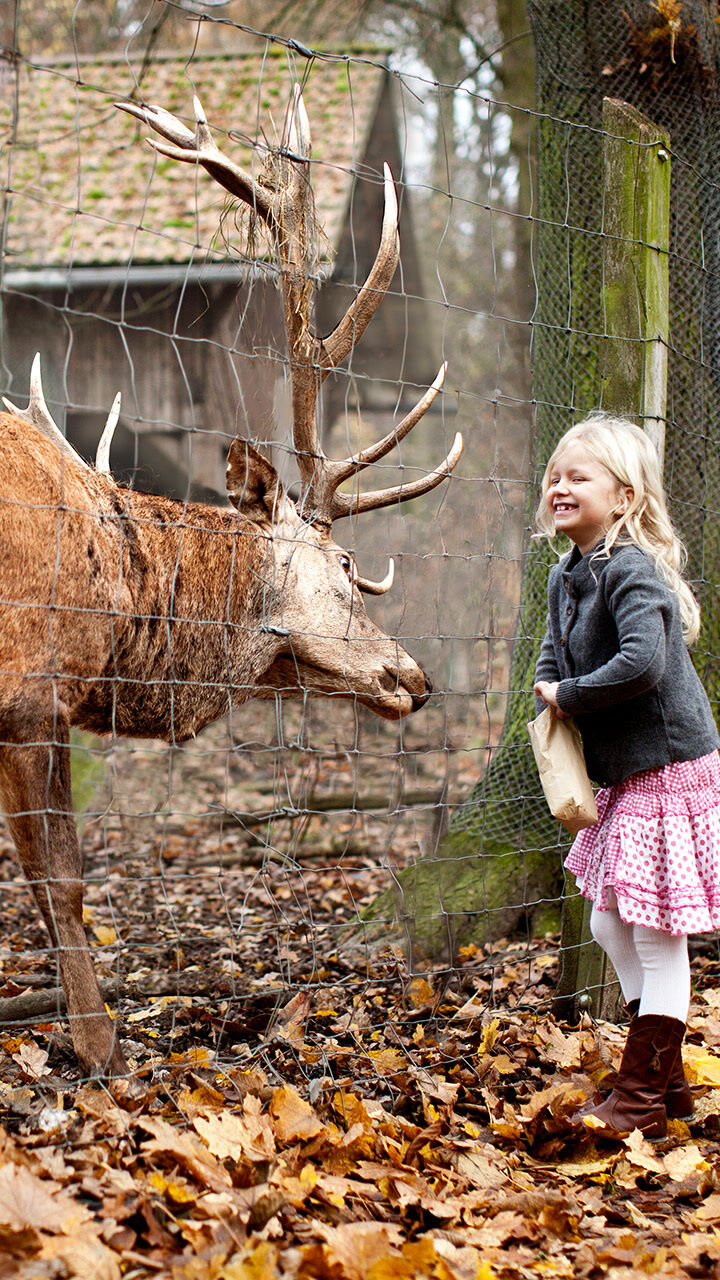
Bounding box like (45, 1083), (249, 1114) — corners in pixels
(224, 439), (432, 718)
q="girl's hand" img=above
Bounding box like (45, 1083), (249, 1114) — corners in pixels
(534, 681), (568, 720)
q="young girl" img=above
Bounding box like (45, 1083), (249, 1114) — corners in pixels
(534, 414), (720, 1140)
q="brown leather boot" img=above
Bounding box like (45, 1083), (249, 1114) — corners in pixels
(589, 1000), (694, 1120)
(581, 1014), (686, 1140)
(657, 1007), (694, 1121)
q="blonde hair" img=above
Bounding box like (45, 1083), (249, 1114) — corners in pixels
(535, 414), (701, 645)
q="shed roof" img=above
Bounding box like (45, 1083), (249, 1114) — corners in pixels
(0, 49), (389, 271)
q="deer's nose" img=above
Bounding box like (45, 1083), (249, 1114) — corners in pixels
(411, 675), (432, 711)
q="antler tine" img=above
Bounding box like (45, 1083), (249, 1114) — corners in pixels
(355, 558), (395, 595)
(114, 99), (276, 228)
(328, 431), (463, 521)
(321, 164), (400, 376)
(286, 85), (312, 160)
(327, 365), (447, 489)
(96, 392), (121, 474)
(2, 354), (90, 470)
(292, 160), (400, 511)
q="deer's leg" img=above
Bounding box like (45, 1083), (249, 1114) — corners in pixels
(0, 700), (127, 1077)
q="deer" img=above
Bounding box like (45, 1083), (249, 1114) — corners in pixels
(0, 88), (462, 1083)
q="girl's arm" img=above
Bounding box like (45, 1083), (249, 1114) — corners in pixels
(535, 617), (561, 684)
(555, 555), (670, 716)
(534, 595), (567, 720)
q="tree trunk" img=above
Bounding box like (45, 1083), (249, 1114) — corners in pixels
(363, 0), (720, 959)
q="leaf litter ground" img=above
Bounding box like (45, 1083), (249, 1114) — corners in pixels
(0, 702), (720, 1277)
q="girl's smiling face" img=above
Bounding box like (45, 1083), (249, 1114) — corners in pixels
(546, 443), (629, 554)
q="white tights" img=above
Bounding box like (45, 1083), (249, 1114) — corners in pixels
(589, 904), (691, 1022)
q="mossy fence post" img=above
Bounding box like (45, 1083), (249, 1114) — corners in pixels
(557, 99), (670, 1018)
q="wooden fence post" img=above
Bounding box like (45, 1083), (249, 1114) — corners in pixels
(558, 98), (670, 1019)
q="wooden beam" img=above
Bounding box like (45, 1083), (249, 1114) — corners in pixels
(600, 97), (671, 457)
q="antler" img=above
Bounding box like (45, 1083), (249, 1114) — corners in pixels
(3, 354), (90, 470)
(95, 392), (121, 474)
(116, 90), (462, 524)
(2, 354), (122, 476)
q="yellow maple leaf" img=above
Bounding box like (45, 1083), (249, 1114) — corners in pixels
(92, 925), (117, 946)
(168, 1046), (211, 1066)
(683, 1045), (720, 1086)
(479, 1019), (501, 1053)
(220, 1241), (279, 1280)
(367, 1048), (406, 1074)
(147, 1170), (195, 1204)
(408, 977), (434, 1008)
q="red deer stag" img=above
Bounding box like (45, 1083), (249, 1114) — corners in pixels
(0, 89), (462, 1081)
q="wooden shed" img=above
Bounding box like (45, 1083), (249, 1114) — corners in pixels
(0, 48), (436, 501)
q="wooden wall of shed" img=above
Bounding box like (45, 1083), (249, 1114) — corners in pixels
(0, 278), (288, 499)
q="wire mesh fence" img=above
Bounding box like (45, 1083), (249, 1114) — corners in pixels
(1, 6), (719, 1093)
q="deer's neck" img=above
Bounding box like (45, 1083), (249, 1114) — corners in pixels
(75, 487), (276, 742)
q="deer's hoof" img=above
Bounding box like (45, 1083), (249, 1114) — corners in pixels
(105, 1071), (148, 1107)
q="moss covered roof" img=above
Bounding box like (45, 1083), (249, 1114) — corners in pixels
(1, 50), (388, 269)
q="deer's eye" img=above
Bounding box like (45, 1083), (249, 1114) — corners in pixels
(337, 553), (353, 578)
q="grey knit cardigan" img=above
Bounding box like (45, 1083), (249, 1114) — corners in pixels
(534, 542), (719, 786)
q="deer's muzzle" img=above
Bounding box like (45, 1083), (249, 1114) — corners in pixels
(410, 675), (433, 712)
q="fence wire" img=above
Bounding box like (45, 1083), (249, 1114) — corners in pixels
(0, 5), (718, 1086)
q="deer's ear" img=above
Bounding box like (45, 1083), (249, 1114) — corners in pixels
(226, 440), (287, 524)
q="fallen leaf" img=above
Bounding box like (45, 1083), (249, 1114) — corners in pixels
(92, 925), (118, 946)
(454, 1150), (511, 1190)
(139, 1115), (232, 1190)
(39, 1234), (122, 1280)
(193, 1099), (276, 1164)
(316, 1220), (404, 1280)
(660, 1143), (710, 1183)
(408, 978), (434, 1009)
(478, 1020), (501, 1053)
(12, 1040), (50, 1080)
(367, 1048), (406, 1074)
(620, 1129), (665, 1174)
(219, 1240), (279, 1279)
(269, 1084), (326, 1144)
(683, 1044), (720, 1086)
(0, 1164), (91, 1234)
(692, 1192), (720, 1223)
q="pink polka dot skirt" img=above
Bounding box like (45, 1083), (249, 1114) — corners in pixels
(565, 750), (720, 936)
